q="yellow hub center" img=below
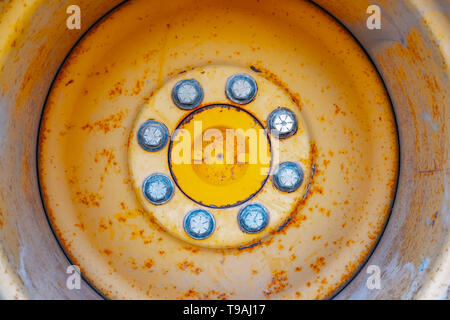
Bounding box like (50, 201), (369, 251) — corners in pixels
(169, 105), (271, 208)
(191, 126), (248, 186)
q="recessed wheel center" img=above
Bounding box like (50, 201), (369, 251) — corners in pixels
(169, 104), (271, 208)
(128, 65), (312, 249)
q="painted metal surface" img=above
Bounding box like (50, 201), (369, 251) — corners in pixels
(0, 0), (447, 300)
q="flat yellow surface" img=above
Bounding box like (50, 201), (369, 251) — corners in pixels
(170, 105), (270, 207)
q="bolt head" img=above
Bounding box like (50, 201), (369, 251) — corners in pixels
(238, 204), (269, 234)
(138, 120), (169, 152)
(272, 162), (304, 193)
(267, 108), (298, 139)
(184, 209), (215, 240)
(142, 173), (174, 205)
(226, 73), (258, 105)
(172, 79), (204, 110)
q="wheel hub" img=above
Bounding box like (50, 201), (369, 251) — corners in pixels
(128, 65), (312, 248)
(169, 104), (271, 208)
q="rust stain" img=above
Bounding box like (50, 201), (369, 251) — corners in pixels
(108, 80), (125, 98)
(177, 260), (202, 275)
(310, 256), (326, 274)
(248, 65), (304, 112)
(201, 290), (231, 300)
(180, 289), (201, 299)
(263, 270), (290, 297)
(180, 289), (232, 300)
(94, 148), (120, 174)
(81, 109), (128, 134)
(74, 190), (103, 208)
(142, 258), (154, 272)
(181, 246), (200, 254)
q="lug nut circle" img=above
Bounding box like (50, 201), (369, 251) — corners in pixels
(130, 66), (311, 249)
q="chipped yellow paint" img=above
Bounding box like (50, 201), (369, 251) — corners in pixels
(38, 0), (398, 299)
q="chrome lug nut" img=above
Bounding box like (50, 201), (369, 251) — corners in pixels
(267, 107), (298, 139)
(226, 73), (258, 105)
(184, 209), (215, 240)
(142, 173), (174, 205)
(172, 79), (204, 110)
(238, 203), (269, 234)
(138, 120), (169, 152)
(272, 161), (304, 193)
